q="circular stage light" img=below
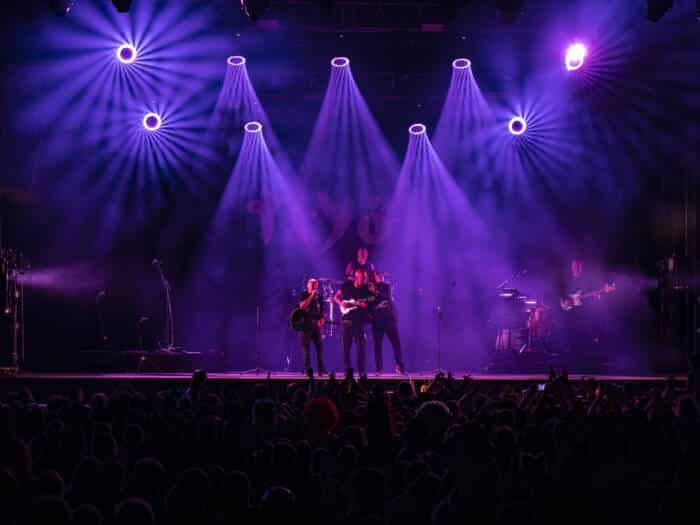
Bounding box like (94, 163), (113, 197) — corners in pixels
(330, 56), (350, 68)
(565, 43), (586, 71)
(452, 58), (472, 70)
(508, 116), (527, 136)
(227, 55), (246, 66)
(117, 43), (137, 64)
(408, 123), (427, 135)
(244, 121), (263, 133)
(143, 113), (162, 132)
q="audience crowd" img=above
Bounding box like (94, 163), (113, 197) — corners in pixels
(1, 368), (699, 525)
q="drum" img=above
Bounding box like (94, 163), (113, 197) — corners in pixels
(527, 306), (552, 337)
(495, 328), (526, 352)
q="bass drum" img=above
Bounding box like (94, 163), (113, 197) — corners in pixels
(495, 328), (526, 352)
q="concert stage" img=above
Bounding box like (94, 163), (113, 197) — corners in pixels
(0, 371), (686, 400)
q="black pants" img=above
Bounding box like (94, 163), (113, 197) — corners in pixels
(342, 321), (366, 374)
(301, 326), (325, 373)
(372, 319), (404, 372)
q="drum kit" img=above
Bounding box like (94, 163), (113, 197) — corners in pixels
(494, 287), (551, 355)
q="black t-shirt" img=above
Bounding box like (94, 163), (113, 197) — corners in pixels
(340, 282), (372, 322)
(300, 291), (324, 322)
(345, 260), (375, 280)
(371, 282), (396, 323)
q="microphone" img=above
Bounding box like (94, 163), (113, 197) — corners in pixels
(152, 258), (160, 266)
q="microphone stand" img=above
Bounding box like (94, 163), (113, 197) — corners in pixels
(153, 260), (176, 352)
(433, 305), (444, 374)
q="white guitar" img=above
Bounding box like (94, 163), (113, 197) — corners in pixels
(340, 296), (375, 315)
(561, 283), (616, 311)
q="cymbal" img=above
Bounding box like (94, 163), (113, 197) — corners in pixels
(318, 277), (343, 283)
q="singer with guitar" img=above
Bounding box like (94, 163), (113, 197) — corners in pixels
(298, 278), (326, 376)
(334, 268), (373, 375)
(559, 258), (615, 357)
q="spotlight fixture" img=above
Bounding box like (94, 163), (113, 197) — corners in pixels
(244, 121), (263, 133)
(330, 56), (350, 68)
(46, 0), (75, 16)
(143, 113), (162, 132)
(564, 43), (586, 71)
(646, 0), (673, 22)
(112, 0), (132, 12)
(227, 55), (247, 66)
(508, 116), (527, 136)
(452, 58), (472, 70)
(240, 0), (270, 22)
(116, 44), (137, 64)
(408, 123), (427, 135)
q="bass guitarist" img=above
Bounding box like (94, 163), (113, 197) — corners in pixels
(298, 278), (326, 376)
(334, 268), (373, 375)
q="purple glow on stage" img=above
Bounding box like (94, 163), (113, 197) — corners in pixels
(116, 43), (137, 64)
(211, 53), (293, 176)
(244, 121), (262, 133)
(508, 116), (527, 135)
(330, 56), (350, 68)
(433, 55), (490, 179)
(408, 123), (427, 135)
(565, 43), (587, 71)
(300, 54), (399, 226)
(143, 112), (162, 131)
(452, 58), (471, 70)
(227, 55), (246, 66)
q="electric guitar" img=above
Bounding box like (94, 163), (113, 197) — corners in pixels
(339, 296), (375, 316)
(560, 283), (616, 311)
(289, 308), (342, 332)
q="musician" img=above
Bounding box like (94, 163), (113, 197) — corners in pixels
(560, 259), (595, 311)
(345, 247), (376, 282)
(559, 258), (609, 356)
(369, 271), (405, 375)
(334, 268), (372, 375)
(299, 278), (326, 375)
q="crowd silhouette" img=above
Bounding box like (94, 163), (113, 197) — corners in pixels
(1, 368), (699, 524)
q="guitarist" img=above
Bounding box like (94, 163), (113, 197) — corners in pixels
(369, 271), (406, 375)
(299, 278), (326, 376)
(559, 258), (610, 357)
(334, 268), (372, 375)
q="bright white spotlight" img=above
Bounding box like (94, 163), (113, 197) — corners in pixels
(408, 123), (427, 135)
(227, 55), (246, 66)
(244, 121), (263, 133)
(452, 58), (472, 70)
(116, 43), (137, 64)
(508, 116), (527, 136)
(330, 56), (350, 68)
(565, 43), (586, 71)
(143, 113), (162, 132)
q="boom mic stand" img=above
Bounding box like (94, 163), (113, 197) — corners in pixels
(153, 259), (177, 352)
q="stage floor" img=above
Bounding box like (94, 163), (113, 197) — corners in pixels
(4, 371), (686, 382)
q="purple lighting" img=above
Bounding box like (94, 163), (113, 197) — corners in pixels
(565, 43), (586, 71)
(330, 56), (350, 68)
(142, 112), (162, 131)
(452, 58), (471, 69)
(116, 43), (136, 64)
(409, 123), (427, 135)
(227, 55), (246, 66)
(244, 121), (262, 133)
(508, 116), (527, 135)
